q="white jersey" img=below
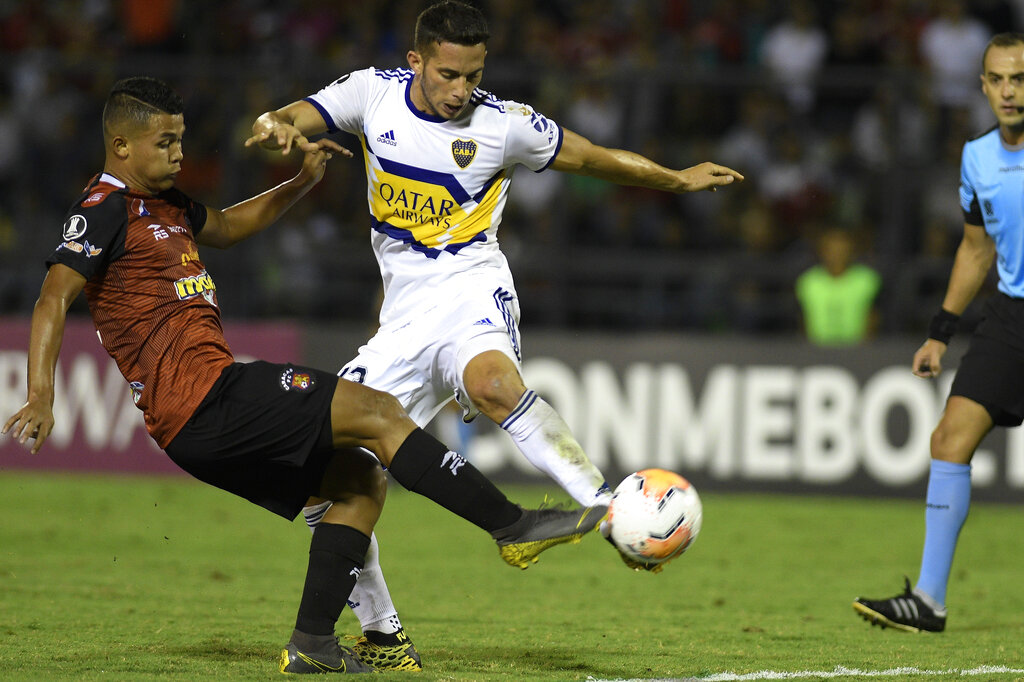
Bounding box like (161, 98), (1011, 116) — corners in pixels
(305, 67), (562, 325)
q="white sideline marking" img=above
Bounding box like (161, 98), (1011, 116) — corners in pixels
(587, 665), (1024, 681)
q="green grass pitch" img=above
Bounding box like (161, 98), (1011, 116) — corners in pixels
(1, 470), (1022, 681)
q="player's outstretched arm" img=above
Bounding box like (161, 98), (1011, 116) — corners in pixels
(198, 140), (339, 249)
(244, 100), (352, 157)
(550, 128), (744, 193)
(2, 264), (86, 453)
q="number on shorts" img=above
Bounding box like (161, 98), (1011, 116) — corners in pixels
(339, 365), (367, 384)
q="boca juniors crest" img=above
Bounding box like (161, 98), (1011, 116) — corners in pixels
(279, 367), (315, 392)
(452, 139), (477, 169)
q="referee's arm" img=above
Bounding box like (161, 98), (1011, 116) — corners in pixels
(912, 222), (995, 378)
(941, 222), (996, 317)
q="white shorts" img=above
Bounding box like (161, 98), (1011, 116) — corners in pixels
(338, 276), (522, 427)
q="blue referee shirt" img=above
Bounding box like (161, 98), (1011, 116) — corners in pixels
(960, 126), (1024, 298)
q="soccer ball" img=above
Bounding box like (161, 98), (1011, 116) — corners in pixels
(607, 468), (703, 567)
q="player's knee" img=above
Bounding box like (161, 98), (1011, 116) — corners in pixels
(319, 450), (387, 511)
(464, 367), (521, 417)
(362, 386), (405, 422)
(930, 423), (969, 463)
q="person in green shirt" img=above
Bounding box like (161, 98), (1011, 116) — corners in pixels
(795, 227), (881, 345)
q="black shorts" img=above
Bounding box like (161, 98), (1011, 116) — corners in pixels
(949, 293), (1024, 426)
(164, 361), (338, 519)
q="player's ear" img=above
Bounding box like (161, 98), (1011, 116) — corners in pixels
(111, 134), (130, 160)
(407, 50), (422, 75)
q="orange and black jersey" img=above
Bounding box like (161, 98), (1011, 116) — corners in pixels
(47, 172), (234, 448)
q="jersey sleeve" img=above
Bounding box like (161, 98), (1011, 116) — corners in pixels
(169, 188), (209, 236)
(304, 67), (374, 135)
(502, 100), (564, 172)
(46, 194), (128, 280)
(959, 142), (984, 226)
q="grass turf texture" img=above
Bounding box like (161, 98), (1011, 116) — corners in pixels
(1, 471), (1022, 681)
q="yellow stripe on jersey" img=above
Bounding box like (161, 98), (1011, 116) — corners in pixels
(362, 136), (506, 252)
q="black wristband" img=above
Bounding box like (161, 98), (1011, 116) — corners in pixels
(928, 309), (960, 344)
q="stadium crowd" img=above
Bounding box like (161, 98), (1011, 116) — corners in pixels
(1, 0), (1021, 336)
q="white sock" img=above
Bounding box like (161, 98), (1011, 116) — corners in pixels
(301, 504), (402, 635)
(500, 390), (612, 506)
(302, 501), (332, 531)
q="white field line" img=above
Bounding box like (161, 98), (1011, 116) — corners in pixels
(587, 665), (1024, 681)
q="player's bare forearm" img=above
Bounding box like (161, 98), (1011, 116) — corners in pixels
(3, 266), (82, 452)
(200, 142), (337, 248)
(551, 128), (743, 193)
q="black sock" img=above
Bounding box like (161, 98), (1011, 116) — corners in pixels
(387, 428), (522, 532)
(294, 523), (371, 636)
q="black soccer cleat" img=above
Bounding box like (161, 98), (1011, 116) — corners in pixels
(280, 638), (375, 674)
(853, 577), (947, 633)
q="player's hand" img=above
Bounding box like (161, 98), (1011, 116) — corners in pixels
(245, 119), (300, 153)
(2, 399), (55, 454)
(245, 119), (353, 158)
(298, 138), (347, 185)
(679, 162), (744, 192)
(912, 339), (947, 378)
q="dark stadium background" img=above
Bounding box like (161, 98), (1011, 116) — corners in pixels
(2, 0), (1013, 332)
(3, 0), (1023, 502)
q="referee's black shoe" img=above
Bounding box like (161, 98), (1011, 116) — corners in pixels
(853, 577), (947, 633)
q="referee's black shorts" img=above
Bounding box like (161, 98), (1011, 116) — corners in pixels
(165, 361), (339, 519)
(949, 292), (1024, 427)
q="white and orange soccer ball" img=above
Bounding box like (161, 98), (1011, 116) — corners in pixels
(607, 468), (703, 567)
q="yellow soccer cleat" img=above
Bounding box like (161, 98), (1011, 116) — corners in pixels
(347, 629), (421, 672)
(491, 503), (607, 569)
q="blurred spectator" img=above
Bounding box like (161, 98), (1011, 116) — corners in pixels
(850, 83), (932, 171)
(795, 226), (881, 345)
(758, 127), (832, 238)
(121, 0), (182, 53)
(691, 0), (746, 66)
(818, 4), (883, 132)
(0, 0), (1013, 336)
(918, 0), (990, 132)
(919, 109), (977, 252)
(715, 89), (784, 179)
(759, 0), (829, 114)
(564, 79), (625, 146)
(970, 0), (1019, 33)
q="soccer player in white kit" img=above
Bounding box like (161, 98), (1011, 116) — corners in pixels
(247, 0), (743, 670)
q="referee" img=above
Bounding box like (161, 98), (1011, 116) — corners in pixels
(854, 32), (1024, 633)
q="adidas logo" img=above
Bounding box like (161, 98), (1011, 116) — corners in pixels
(377, 129), (397, 146)
(473, 318), (494, 326)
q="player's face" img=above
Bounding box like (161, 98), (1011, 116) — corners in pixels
(981, 44), (1024, 140)
(408, 41), (486, 119)
(126, 112), (185, 194)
